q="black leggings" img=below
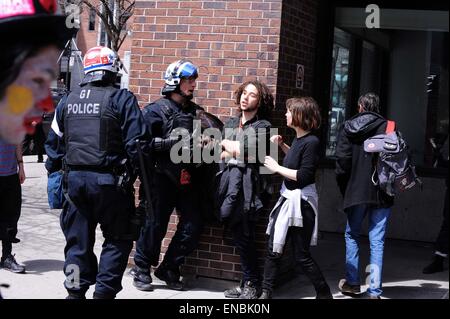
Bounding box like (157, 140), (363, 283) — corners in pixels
(0, 174), (21, 258)
(262, 198), (328, 293)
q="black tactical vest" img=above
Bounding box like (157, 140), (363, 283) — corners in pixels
(158, 98), (199, 138)
(149, 98), (202, 186)
(64, 84), (123, 167)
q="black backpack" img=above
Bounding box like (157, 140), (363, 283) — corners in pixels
(364, 120), (422, 196)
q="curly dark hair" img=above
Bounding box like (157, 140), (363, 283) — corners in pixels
(286, 97), (321, 131)
(234, 80), (274, 120)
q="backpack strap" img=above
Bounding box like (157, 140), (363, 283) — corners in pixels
(386, 120), (396, 134)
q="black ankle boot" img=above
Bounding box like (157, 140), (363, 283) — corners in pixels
(132, 266), (154, 291)
(154, 264), (184, 291)
(239, 281), (261, 299)
(0, 254), (25, 273)
(65, 291), (86, 299)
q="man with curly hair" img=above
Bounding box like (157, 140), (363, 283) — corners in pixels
(220, 80), (274, 299)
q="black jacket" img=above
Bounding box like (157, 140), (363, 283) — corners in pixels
(217, 116), (271, 224)
(141, 97), (203, 186)
(335, 112), (394, 210)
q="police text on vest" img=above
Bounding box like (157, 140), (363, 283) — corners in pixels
(67, 103), (100, 115)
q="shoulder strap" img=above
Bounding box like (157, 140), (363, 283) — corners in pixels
(386, 120), (396, 134)
(100, 86), (117, 116)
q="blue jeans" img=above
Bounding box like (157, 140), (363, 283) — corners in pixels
(344, 204), (391, 297)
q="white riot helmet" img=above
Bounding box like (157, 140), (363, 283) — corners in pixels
(162, 59), (198, 95)
(83, 46), (121, 74)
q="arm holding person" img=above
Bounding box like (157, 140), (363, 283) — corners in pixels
(264, 135), (295, 181)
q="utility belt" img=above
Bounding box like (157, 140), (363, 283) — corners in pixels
(64, 161), (143, 242)
(66, 160), (134, 193)
(66, 165), (115, 174)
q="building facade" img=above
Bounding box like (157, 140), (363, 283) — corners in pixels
(128, 0), (449, 281)
(59, 0), (133, 90)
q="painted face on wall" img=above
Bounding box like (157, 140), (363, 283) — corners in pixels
(239, 84), (260, 113)
(0, 45), (58, 144)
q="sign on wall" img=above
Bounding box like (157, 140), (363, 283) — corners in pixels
(296, 64), (304, 89)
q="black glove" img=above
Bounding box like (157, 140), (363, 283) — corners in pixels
(152, 136), (182, 151)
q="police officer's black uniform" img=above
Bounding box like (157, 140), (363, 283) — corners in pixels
(133, 96), (204, 290)
(45, 75), (149, 299)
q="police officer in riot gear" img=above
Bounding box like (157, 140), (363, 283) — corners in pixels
(131, 59), (205, 291)
(45, 46), (149, 299)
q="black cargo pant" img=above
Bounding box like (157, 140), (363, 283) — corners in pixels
(61, 170), (134, 298)
(134, 171), (203, 272)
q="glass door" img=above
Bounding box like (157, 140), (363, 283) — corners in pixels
(326, 28), (353, 157)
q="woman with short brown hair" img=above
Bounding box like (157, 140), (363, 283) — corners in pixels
(261, 96), (332, 299)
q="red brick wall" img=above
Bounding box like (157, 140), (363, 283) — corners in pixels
(129, 0), (282, 118)
(269, 0), (320, 277)
(129, 0), (319, 281)
(275, 0), (319, 135)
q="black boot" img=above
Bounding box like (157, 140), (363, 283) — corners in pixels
(0, 254), (25, 273)
(154, 264), (184, 291)
(132, 266), (154, 291)
(423, 255), (445, 274)
(65, 291), (86, 299)
(239, 281), (261, 299)
(224, 280), (244, 298)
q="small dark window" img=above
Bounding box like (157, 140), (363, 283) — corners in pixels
(99, 24), (106, 46)
(88, 8), (96, 31)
